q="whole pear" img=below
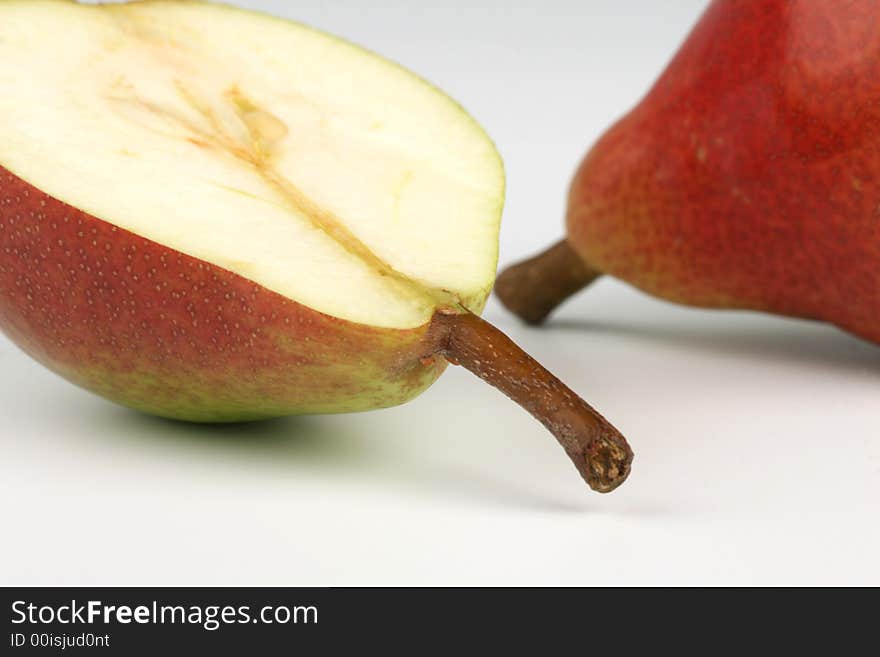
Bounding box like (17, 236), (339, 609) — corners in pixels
(496, 0), (880, 345)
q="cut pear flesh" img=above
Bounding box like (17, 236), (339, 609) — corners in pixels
(0, 0), (504, 328)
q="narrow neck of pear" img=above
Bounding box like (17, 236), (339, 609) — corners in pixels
(494, 239), (602, 325)
(428, 309), (632, 493)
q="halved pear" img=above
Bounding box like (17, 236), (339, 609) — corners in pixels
(0, 0), (632, 492)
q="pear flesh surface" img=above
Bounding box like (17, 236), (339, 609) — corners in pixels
(0, 0), (504, 330)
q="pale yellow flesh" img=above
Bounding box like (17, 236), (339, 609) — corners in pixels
(0, 0), (505, 328)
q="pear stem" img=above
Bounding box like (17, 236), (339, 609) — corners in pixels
(431, 310), (632, 493)
(495, 239), (601, 324)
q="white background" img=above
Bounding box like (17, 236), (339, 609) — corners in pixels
(2, 0), (878, 585)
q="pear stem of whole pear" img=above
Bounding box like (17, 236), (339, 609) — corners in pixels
(494, 240), (601, 324)
(430, 310), (632, 493)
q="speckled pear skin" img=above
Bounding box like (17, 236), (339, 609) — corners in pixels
(567, 0), (880, 344)
(0, 167), (446, 421)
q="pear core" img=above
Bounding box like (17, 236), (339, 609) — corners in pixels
(0, 0), (504, 329)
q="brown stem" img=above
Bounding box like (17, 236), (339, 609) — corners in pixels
(494, 239), (601, 325)
(430, 310), (632, 493)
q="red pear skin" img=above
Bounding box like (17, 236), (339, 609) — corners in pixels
(497, 0), (880, 345)
(0, 166), (633, 493)
(0, 166), (446, 421)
